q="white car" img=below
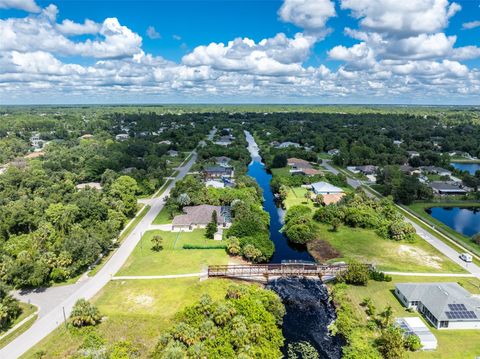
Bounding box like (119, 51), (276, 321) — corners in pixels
(460, 253), (473, 263)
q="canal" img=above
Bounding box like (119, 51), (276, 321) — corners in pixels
(245, 131), (343, 358)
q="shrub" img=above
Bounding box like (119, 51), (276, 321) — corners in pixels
(226, 237), (241, 255)
(376, 325), (406, 359)
(182, 244), (226, 249)
(0, 282), (21, 330)
(151, 234), (164, 252)
(338, 261), (370, 286)
(370, 270), (392, 282)
(404, 334), (422, 352)
(69, 299), (102, 327)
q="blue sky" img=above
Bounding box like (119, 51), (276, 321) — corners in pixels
(1, 0), (480, 104)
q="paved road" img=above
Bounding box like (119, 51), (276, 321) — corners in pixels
(321, 159), (480, 278)
(1, 152), (198, 358)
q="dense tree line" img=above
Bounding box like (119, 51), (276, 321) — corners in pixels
(0, 164), (138, 287)
(152, 284), (285, 358)
(245, 112), (480, 166)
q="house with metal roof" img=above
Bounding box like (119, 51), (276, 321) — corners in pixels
(311, 181), (344, 195)
(395, 282), (480, 330)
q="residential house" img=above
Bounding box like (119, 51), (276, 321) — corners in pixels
(172, 205), (232, 231)
(296, 168), (322, 177)
(115, 133), (129, 141)
(429, 182), (468, 195)
(287, 157), (310, 168)
(395, 282), (480, 330)
(214, 156), (232, 167)
(214, 136), (233, 146)
(393, 140), (404, 146)
(167, 150), (179, 157)
(159, 140), (172, 145)
(80, 134), (94, 140)
(328, 149), (340, 156)
(76, 182), (103, 191)
(203, 166), (234, 180)
(407, 151), (420, 158)
(30, 133), (42, 148)
(355, 165), (378, 175)
(205, 180), (225, 189)
(276, 141), (301, 149)
(422, 166), (452, 177)
(311, 181), (344, 195)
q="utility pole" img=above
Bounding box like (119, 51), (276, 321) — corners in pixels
(62, 306), (67, 329)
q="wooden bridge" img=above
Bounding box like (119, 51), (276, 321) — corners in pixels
(207, 262), (351, 281)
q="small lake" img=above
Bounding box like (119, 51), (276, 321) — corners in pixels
(451, 162), (480, 175)
(426, 207), (480, 237)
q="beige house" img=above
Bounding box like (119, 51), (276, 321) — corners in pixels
(172, 205), (232, 231)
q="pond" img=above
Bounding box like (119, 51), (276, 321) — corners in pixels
(426, 206), (480, 237)
(451, 162), (480, 175)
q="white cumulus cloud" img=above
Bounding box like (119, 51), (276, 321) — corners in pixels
(0, 0), (40, 12)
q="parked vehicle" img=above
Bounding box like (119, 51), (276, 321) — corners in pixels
(460, 253), (473, 262)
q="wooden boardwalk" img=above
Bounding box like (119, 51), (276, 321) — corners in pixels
(207, 262), (350, 280)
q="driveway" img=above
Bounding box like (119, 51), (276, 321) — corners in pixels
(1, 151), (198, 358)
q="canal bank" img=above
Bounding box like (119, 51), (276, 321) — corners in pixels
(244, 131), (342, 358)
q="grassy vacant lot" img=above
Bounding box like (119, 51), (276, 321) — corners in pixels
(312, 224), (465, 273)
(23, 278), (235, 358)
(117, 229), (228, 276)
(0, 303), (37, 349)
(408, 201), (480, 255)
(340, 275), (480, 359)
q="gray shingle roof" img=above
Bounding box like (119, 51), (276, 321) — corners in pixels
(172, 205), (231, 226)
(396, 282), (480, 322)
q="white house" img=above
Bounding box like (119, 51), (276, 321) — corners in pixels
(311, 181), (344, 195)
(395, 282), (480, 330)
(115, 133), (129, 141)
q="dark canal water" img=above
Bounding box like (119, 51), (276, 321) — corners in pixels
(245, 131), (342, 358)
(247, 159), (314, 262)
(426, 207), (480, 237)
(451, 162), (480, 175)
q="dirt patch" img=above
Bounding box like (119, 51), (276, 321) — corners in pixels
(308, 239), (341, 263)
(397, 245), (442, 269)
(128, 294), (154, 308)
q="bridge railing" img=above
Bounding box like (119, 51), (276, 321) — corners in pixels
(207, 263), (350, 278)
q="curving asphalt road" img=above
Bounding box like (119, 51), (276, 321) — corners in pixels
(1, 151), (198, 358)
(322, 159), (480, 278)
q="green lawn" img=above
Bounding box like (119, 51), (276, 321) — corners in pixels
(117, 230), (229, 276)
(0, 303), (37, 349)
(22, 278), (236, 358)
(284, 186), (316, 209)
(270, 166), (292, 177)
(152, 206), (174, 225)
(313, 224), (465, 273)
(339, 275), (480, 359)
